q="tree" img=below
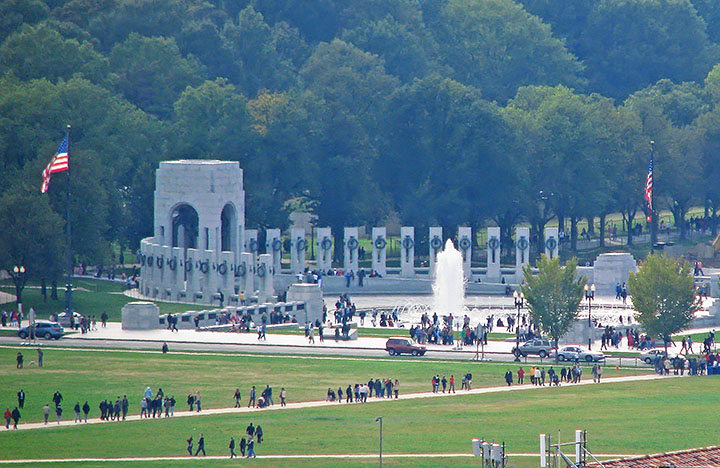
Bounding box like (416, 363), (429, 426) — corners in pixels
(109, 33), (205, 118)
(521, 256), (586, 356)
(0, 22), (108, 83)
(579, 0), (718, 99)
(627, 255), (699, 352)
(425, 0), (583, 101)
(0, 177), (66, 298)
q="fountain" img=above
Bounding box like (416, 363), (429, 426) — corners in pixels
(432, 239), (466, 318)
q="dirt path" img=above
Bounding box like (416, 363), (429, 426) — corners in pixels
(4, 373), (674, 433)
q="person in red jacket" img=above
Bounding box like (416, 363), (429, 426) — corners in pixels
(4, 408), (11, 429)
(517, 367), (525, 384)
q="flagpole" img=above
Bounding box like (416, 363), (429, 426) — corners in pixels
(649, 140), (656, 254)
(64, 124), (73, 313)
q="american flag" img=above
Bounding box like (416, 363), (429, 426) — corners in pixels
(645, 154), (653, 222)
(40, 135), (69, 193)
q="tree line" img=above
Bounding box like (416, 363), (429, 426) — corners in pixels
(2, 0), (720, 281)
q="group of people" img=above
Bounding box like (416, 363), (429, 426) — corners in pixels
(327, 378), (400, 403)
(430, 372), (475, 392)
(243, 385), (286, 408)
(505, 364), (596, 386)
(140, 387), (176, 418)
(1, 310), (22, 327)
(187, 422), (264, 459)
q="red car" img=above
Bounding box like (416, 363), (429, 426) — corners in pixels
(386, 337), (427, 356)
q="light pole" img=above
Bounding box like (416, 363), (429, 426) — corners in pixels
(11, 266), (26, 317)
(584, 284), (595, 350)
(375, 416), (383, 468)
(513, 290), (524, 362)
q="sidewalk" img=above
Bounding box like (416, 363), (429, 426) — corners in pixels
(61, 322), (518, 355)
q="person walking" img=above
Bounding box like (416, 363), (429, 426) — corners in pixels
(186, 436), (193, 456)
(280, 387), (287, 407)
(448, 375), (455, 393)
(55, 404), (62, 424)
(308, 325), (315, 344)
(74, 402), (81, 423)
(504, 369), (513, 386)
(37, 348), (43, 367)
(16, 352), (23, 369)
(82, 401), (90, 422)
(596, 365), (603, 383)
(256, 425), (264, 444)
(234, 388), (242, 407)
(4, 408), (11, 429)
(394, 379), (399, 398)
(11, 407), (20, 429)
(195, 434), (206, 456)
(517, 367), (525, 384)
(52, 390), (63, 408)
(248, 386), (256, 408)
(43, 404), (50, 424)
(246, 438), (256, 458)
(246, 422), (255, 439)
(229, 437), (237, 458)
(195, 391), (201, 412)
(17, 390), (25, 409)
(240, 437), (247, 457)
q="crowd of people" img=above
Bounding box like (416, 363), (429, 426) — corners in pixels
(504, 364), (598, 386)
(326, 378), (400, 402)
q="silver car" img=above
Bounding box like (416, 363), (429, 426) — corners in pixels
(512, 339), (554, 358)
(554, 345), (605, 362)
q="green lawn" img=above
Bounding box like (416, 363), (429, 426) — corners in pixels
(0, 346), (645, 425)
(0, 279), (204, 321)
(0, 376), (715, 464)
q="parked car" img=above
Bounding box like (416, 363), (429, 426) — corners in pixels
(386, 337), (426, 356)
(640, 349), (683, 364)
(512, 339), (554, 358)
(552, 345), (605, 362)
(56, 311), (83, 328)
(18, 321), (64, 340)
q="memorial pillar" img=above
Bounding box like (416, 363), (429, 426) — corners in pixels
(257, 254), (274, 303)
(372, 227), (387, 277)
(265, 228), (282, 275)
(544, 227), (559, 259)
(290, 228), (306, 274)
(218, 251), (234, 304)
(515, 227), (530, 283)
(316, 227), (333, 272)
(458, 227), (472, 280)
(429, 227), (443, 278)
(244, 228), (259, 267)
(400, 226), (415, 278)
(170, 246), (183, 299)
(240, 252), (254, 297)
(486, 227), (501, 282)
(344, 227), (360, 274)
(185, 248), (199, 302)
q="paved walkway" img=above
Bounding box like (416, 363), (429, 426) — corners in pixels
(5, 373), (670, 433)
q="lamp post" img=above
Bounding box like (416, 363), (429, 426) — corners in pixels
(11, 266), (27, 317)
(375, 416), (383, 468)
(584, 284), (595, 350)
(513, 290), (524, 362)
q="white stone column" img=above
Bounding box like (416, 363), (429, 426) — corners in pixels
(265, 228), (282, 275)
(290, 228), (306, 274)
(316, 227), (333, 272)
(159, 245), (173, 299)
(170, 247), (183, 299)
(344, 227), (360, 274)
(148, 244), (160, 297)
(429, 227), (443, 278)
(486, 227), (501, 283)
(400, 226), (415, 278)
(544, 227), (559, 259)
(240, 252), (255, 297)
(371, 227), (387, 277)
(185, 248), (200, 302)
(257, 254), (274, 303)
(218, 251), (234, 303)
(458, 227), (472, 280)
(244, 228), (259, 269)
(515, 227), (530, 283)
(203, 249), (217, 301)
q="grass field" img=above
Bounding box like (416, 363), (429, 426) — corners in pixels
(0, 376), (716, 465)
(0, 279), (203, 321)
(0, 346), (646, 425)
